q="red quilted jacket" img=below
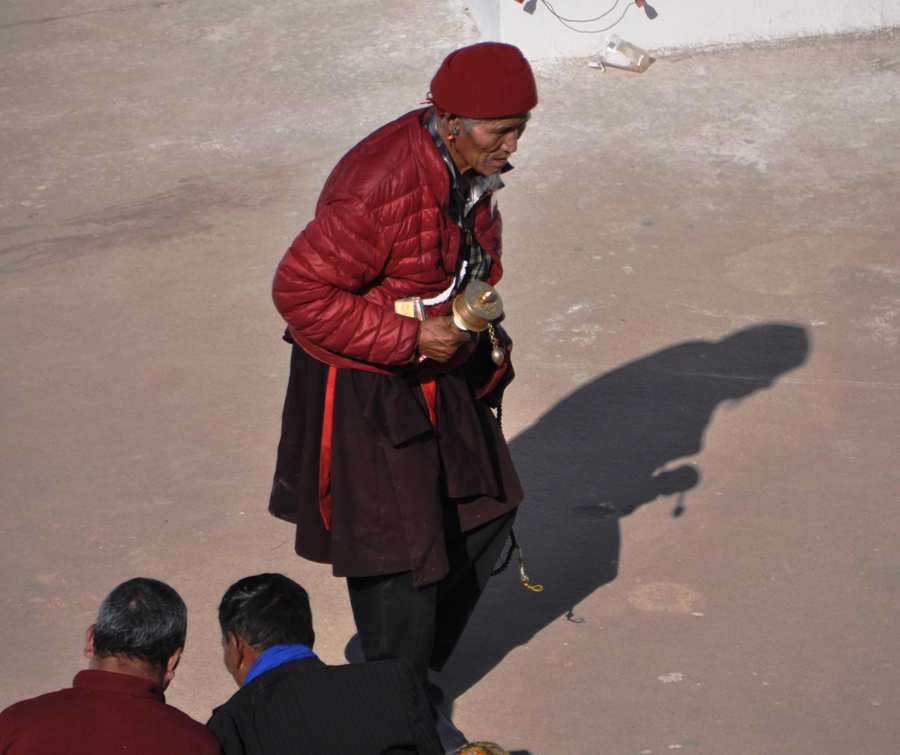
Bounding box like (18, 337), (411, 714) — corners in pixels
(272, 109), (504, 375)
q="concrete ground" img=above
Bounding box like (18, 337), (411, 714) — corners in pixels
(1, 2), (898, 753)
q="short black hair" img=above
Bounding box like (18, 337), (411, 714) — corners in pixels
(218, 573), (315, 651)
(92, 577), (187, 669)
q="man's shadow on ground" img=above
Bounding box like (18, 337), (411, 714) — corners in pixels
(434, 322), (810, 706)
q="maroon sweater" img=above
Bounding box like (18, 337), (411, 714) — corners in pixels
(0, 670), (221, 755)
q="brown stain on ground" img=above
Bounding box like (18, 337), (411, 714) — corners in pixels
(628, 582), (701, 613)
(0, 169), (288, 274)
(723, 233), (881, 296)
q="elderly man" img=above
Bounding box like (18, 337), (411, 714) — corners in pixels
(0, 577), (221, 755)
(207, 573), (442, 755)
(269, 42), (537, 699)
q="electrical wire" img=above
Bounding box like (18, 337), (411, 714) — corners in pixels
(540, 0), (620, 23)
(540, 0), (634, 34)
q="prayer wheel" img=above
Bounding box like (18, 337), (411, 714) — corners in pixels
(451, 281), (503, 333)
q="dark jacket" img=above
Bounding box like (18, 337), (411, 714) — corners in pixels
(0, 670), (221, 755)
(207, 657), (442, 755)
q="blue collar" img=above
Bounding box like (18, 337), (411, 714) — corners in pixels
(243, 643), (317, 686)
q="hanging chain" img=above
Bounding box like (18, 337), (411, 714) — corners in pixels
(491, 535), (516, 576)
(491, 396), (543, 592)
(490, 527), (544, 592)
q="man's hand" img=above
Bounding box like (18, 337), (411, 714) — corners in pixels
(417, 317), (472, 363)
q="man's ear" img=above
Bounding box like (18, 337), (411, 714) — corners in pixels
(225, 631), (259, 687)
(228, 631), (246, 667)
(83, 625), (97, 660)
(162, 647), (183, 689)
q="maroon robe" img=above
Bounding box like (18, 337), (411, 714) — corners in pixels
(269, 336), (522, 587)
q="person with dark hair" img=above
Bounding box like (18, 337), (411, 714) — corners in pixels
(207, 573), (442, 755)
(268, 43), (537, 745)
(0, 577), (221, 755)
(92, 575), (188, 666)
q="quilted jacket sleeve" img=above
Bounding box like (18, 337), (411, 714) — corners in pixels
(272, 192), (421, 367)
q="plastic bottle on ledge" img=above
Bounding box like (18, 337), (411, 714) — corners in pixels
(598, 34), (650, 73)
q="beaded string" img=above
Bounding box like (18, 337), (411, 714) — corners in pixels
(490, 398), (543, 592)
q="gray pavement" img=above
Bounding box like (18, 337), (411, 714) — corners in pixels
(1, 2), (898, 753)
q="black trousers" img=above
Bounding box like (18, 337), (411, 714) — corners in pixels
(347, 507), (517, 688)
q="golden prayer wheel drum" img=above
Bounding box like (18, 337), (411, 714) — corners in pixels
(451, 281), (504, 332)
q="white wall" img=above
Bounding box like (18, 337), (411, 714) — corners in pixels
(465, 0), (900, 60)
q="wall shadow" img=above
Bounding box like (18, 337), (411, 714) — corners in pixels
(435, 322), (810, 703)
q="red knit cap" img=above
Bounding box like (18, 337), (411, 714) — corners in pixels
(430, 42), (538, 119)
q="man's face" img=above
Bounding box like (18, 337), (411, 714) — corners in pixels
(451, 115), (529, 175)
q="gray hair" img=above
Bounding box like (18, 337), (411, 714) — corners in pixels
(432, 109), (481, 134)
(456, 116), (481, 133)
(93, 577), (187, 669)
(433, 109), (530, 134)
